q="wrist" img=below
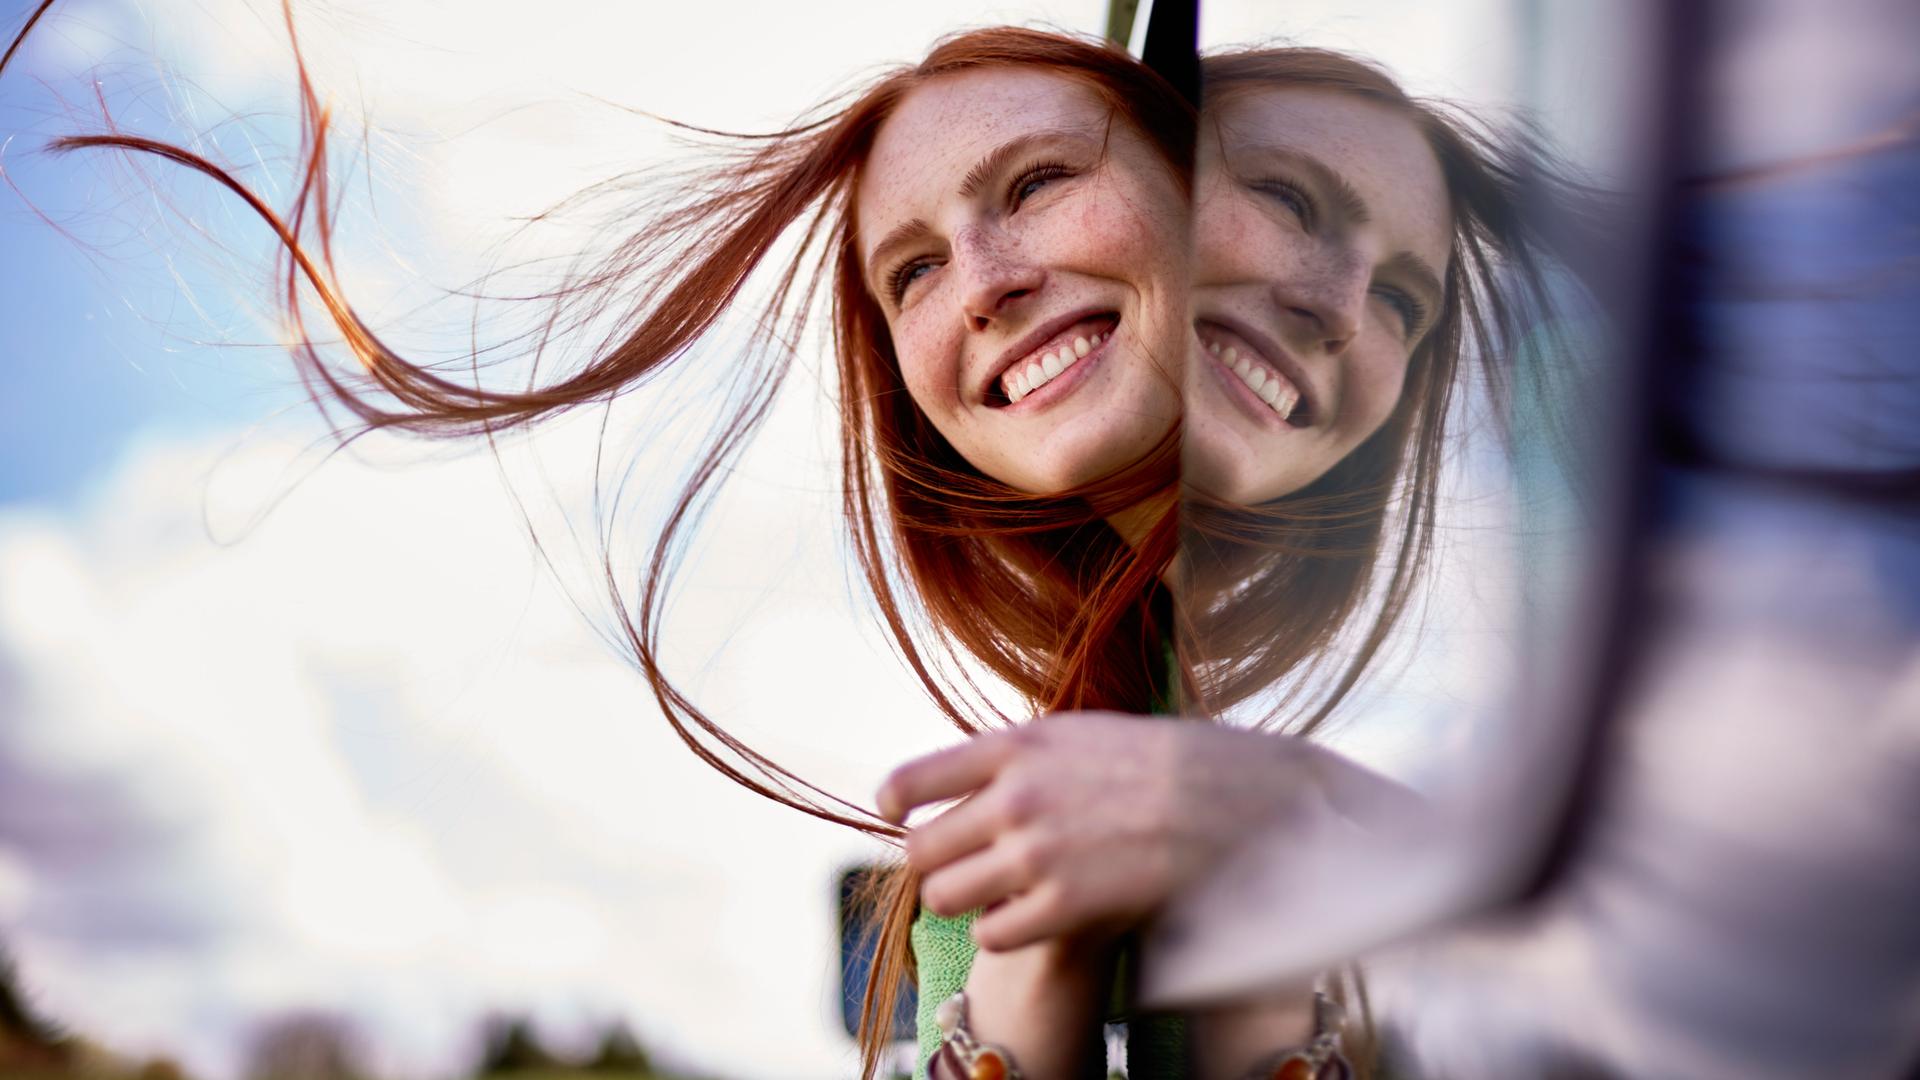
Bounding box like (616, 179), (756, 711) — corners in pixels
(963, 934), (1110, 1015)
(958, 937), (1113, 1077)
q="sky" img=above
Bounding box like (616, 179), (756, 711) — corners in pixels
(0, 2), (1568, 1077)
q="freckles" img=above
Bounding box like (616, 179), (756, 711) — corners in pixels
(1199, 204), (1272, 275)
(897, 324), (967, 409)
(1073, 199), (1181, 282)
(1292, 242), (1364, 301)
(1068, 199), (1131, 259)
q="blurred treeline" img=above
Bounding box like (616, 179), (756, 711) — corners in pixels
(0, 947), (694, 1080)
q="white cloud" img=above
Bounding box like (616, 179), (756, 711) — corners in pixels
(1200, 0), (1519, 104)
(32, 0), (1100, 267)
(0, 407), (944, 1078)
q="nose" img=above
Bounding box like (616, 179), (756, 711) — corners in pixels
(954, 226), (1043, 331)
(1273, 245), (1366, 353)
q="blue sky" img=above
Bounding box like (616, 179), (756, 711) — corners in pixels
(1, 0), (316, 507)
(0, 142), (256, 504)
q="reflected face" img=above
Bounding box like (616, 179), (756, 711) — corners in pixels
(855, 69), (1187, 495)
(1186, 87), (1453, 504)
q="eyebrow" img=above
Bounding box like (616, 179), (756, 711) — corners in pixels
(958, 130), (1078, 199)
(864, 217), (932, 296)
(862, 128), (1097, 295)
(1238, 144), (1447, 310)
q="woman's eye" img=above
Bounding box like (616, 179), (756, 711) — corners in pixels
(1010, 162), (1073, 206)
(1373, 286), (1427, 338)
(1254, 179), (1313, 223)
(889, 258), (937, 302)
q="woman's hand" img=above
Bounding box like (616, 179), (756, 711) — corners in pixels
(877, 712), (1414, 952)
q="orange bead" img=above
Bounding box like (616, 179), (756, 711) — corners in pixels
(1271, 1057), (1314, 1080)
(969, 1049), (1007, 1080)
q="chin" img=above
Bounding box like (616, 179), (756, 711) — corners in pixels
(1181, 469), (1263, 506)
(1181, 449), (1316, 507)
(1180, 429), (1260, 506)
(1021, 421), (1174, 494)
(1002, 457), (1136, 497)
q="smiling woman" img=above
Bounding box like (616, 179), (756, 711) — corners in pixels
(855, 68), (1189, 496)
(0, 9), (1196, 1077)
(1186, 87), (1453, 504)
(1169, 46), (1593, 730)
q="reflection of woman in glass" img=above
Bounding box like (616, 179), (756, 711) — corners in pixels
(881, 47), (1585, 1079)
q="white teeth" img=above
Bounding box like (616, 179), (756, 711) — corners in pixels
(1205, 333), (1302, 421)
(999, 323), (1117, 404)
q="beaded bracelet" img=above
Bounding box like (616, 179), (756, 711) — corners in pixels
(928, 991), (1023, 1080)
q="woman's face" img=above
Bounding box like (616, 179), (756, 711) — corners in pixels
(855, 69), (1188, 495)
(1185, 86), (1453, 504)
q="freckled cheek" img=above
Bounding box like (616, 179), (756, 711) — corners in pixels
(1069, 196), (1184, 284)
(1197, 201), (1297, 282)
(892, 329), (965, 415)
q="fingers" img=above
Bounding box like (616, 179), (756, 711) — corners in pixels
(919, 836), (1040, 918)
(969, 879), (1080, 952)
(905, 788), (1002, 874)
(876, 731), (1022, 825)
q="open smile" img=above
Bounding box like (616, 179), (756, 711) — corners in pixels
(1194, 319), (1312, 427)
(985, 311), (1120, 409)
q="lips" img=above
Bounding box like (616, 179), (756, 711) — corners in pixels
(1194, 318), (1312, 425)
(984, 311), (1120, 407)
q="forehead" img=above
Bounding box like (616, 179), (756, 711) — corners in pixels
(855, 68), (1111, 243)
(1209, 87), (1453, 272)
